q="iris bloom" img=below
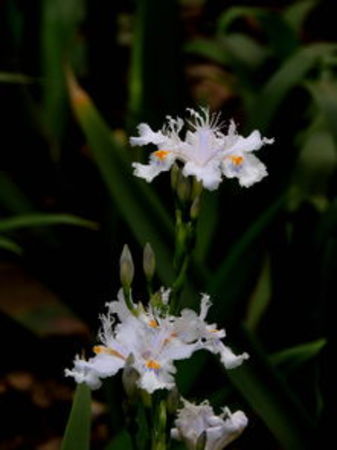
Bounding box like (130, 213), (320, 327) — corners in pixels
(130, 107), (274, 190)
(65, 290), (248, 394)
(171, 399), (248, 450)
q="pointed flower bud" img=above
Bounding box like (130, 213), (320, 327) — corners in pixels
(143, 242), (156, 281)
(120, 244), (134, 287)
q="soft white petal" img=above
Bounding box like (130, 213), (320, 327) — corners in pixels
(86, 353), (126, 377)
(183, 161), (222, 191)
(222, 153), (267, 187)
(130, 123), (166, 147)
(225, 130), (273, 154)
(218, 343), (249, 369)
(138, 370), (174, 393)
(107, 288), (133, 322)
(200, 293), (212, 320)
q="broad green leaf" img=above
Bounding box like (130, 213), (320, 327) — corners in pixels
(0, 236), (22, 254)
(184, 38), (230, 66)
(61, 383), (91, 450)
(307, 79), (337, 148)
(284, 0), (317, 34)
(128, 0), (182, 128)
(248, 43), (337, 132)
(0, 72), (37, 84)
(217, 6), (298, 60)
(270, 338), (326, 374)
(0, 213), (97, 233)
(289, 126), (337, 210)
(220, 33), (269, 70)
(67, 72), (174, 284)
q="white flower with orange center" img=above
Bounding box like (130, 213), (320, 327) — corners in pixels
(173, 294), (249, 369)
(65, 290), (198, 393)
(130, 107), (274, 190)
(171, 399), (248, 450)
(65, 290), (248, 393)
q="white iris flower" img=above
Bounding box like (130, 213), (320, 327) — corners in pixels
(65, 290), (248, 394)
(130, 107), (274, 190)
(171, 399), (248, 450)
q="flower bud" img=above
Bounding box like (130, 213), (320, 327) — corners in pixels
(143, 242), (156, 281)
(120, 244), (134, 287)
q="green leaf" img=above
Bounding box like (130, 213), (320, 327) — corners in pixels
(128, 0), (182, 128)
(0, 213), (98, 233)
(270, 338), (326, 374)
(207, 195), (285, 320)
(307, 79), (337, 148)
(61, 383), (91, 450)
(245, 256), (272, 331)
(0, 236), (22, 254)
(184, 38), (230, 66)
(41, 0), (85, 156)
(283, 0), (317, 34)
(289, 126), (337, 210)
(0, 172), (34, 213)
(217, 6), (265, 34)
(67, 72), (174, 284)
(0, 72), (37, 84)
(217, 6), (298, 60)
(105, 430), (133, 450)
(227, 329), (316, 450)
(248, 43), (337, 132)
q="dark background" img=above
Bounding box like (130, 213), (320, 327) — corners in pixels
(0, 0), (336, 448)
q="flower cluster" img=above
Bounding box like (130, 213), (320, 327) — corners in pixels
(130, 107), (274, 190)
(65, 290), (248, 394)
(171, 399), (248, 450)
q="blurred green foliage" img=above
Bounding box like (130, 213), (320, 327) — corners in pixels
(1, 0), (336, 448)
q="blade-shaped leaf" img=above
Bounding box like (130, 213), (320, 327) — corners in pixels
(67, 71), (174, 284)
(207, 195), (285, 320)
(226, 329), (316, 450)
(41, 0), (85, 153)
(270, 338), (326, 374)
(307, 79), (337, 148)
(128, 0), (182, 128)
(0, 213), (97, 232)
(0, 236), (22, 254)
(0, 72), (37, 84)
(248, 43), (337, 132)
(61, 383), (91, 450)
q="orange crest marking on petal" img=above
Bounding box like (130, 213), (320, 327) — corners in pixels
(148, 319), (159, 328)
(229, 155), (244, 166)
(154, 150), (170, 160)
(146, 359), (161, 370)
(93, 345), (126, 360)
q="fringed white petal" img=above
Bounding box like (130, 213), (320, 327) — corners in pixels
(129, 123), (166, 147)
(183, 161), (222, 191)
